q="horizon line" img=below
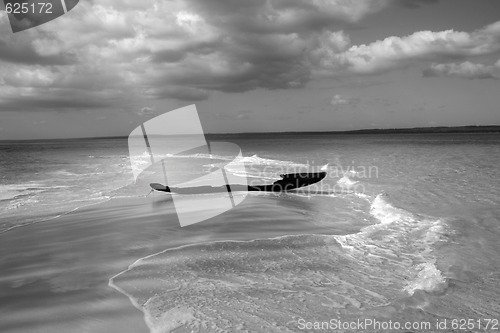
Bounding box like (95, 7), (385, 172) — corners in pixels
(1, 124), (499, 142)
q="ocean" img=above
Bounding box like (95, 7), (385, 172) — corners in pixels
(1, 132), (500, 332)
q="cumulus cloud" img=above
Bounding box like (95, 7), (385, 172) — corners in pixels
(0, 36), (76, 65)
(136, 106), (156, 116)
(423, 61), (497, 79)
(496, 59), (500, 68)
(331, 94), (351, 105)
(330, 94), (359, 107)
(324, 21), (500, 75)
(0, 0), (496, 113)
(184, 0), (390, 34)
(0, 0), (394, 111)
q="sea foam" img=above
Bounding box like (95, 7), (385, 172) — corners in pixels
(335, 193), (449, 296)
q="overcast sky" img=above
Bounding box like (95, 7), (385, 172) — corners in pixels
(1, 0), (500, 139)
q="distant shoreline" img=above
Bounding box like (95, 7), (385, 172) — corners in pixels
(211, 125), (500, 136)
(1, 125), (499, 141)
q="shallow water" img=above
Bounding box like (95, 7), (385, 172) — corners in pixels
(1, 133), (500, 332)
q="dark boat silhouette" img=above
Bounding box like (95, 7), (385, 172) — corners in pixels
(150, 171), (327, 194)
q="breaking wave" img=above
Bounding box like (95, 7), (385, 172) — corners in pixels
(335, 193), (448, 295)
(110, 193), (450, 332)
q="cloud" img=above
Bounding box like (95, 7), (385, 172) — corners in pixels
(0, 61), (136, 111)
(184, 0), (390, 34)
(325, 20), (500, 75)
(0, 0), (390, 110)
(136, 106), (156, 116)
(331, 94), (351, 105)
(0, 36), (76, 65)
(423, 61), (497, 79)
(330, 94), (359, 107)
(496, 59), (500, 68)
(0, 0), (495, 113)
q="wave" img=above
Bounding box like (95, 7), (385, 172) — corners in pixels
(49, 170), (82, 177)
(336, 174), (359, 189)
(335, 193), (448, 295)
(0, 177), (130, 233)
(240, 154), (308, 168)
(335, 167), (366, 190)
(158, 153), (306, 168)
(403, 262), (447, 295)
(0, 195), (112, 235)
(0, 184), (74, 204)
(205, 154), (311, 182)
(109, 235), (350, 333)
(3, 197), (40, 210)
(110, 193), (450, 332)
(369, 192), (412, 224)
(0, 186), (30, 201)
(202, 154), (307, 168)
(0, 183), (66, 201)
(131, 152), (309, 178)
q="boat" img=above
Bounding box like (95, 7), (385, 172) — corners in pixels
(150, 171), (327, 194)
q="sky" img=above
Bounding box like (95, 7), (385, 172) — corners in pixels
(0, 0), (500, 139)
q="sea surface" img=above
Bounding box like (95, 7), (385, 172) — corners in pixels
(1, 133), (500, 332)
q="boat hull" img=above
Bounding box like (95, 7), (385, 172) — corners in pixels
(150, 171), (327, 194)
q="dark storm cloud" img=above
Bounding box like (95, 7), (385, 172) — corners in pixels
(184, 0), (387, 34)
(151, 49), (189, 63)
(132, 0), (367, 100)
(144, 27), (332, 96)
(167, 57), (310, 93)
(0, 39), (75, 65)
(2, 0), (497, 109)
(0, 0), (385, 106)
(151, 40), (222, 64)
